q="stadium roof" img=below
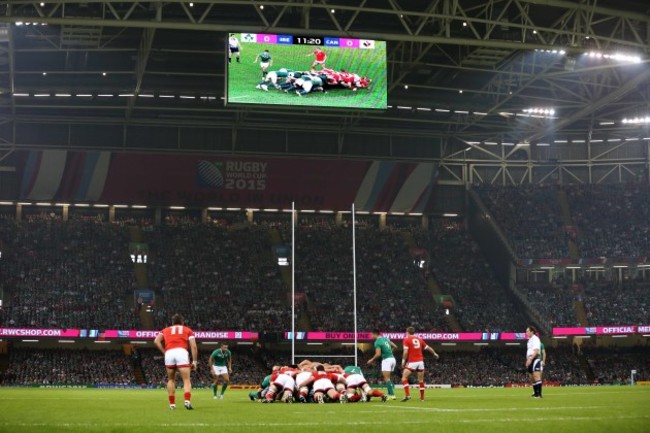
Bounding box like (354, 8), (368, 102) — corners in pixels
(0, 0), (649, 163)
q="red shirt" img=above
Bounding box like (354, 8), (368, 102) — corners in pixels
(160, 325), (194, 351)
(403, 335), (428, 363)
(314, 49), (326, 61)
(312, 371), (340, 382)
(271, 367), (298, 381)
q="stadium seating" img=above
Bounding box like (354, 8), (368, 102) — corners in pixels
(474, 184), (569, 259)
(515, 282), (581, 327)
(413, 219), (529, 332)
(5, 344), (642, 387)
(0, 218), (139, 330)
(272, 218), (449, 332)
(2, 348), (136, 386)
(565, 184), (650, 258)
(146, 224), (291, 332)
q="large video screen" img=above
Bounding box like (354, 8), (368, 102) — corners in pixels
(226, 33), (387, 110)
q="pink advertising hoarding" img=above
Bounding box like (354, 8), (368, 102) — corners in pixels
(0, 328), (81, 338)
(553, 325), (650, 336)
(284, 331), (526, 341)
(102, 330), (258, 340)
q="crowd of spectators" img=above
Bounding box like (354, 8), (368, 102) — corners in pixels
(473, 184), (569, 259)
(0, 218), (139, 330)
(272, 217), (449, 332)
(414, 219), (528, 332)
(474, 183), (650, 260)
(515, 281), (582, 327)
(147, 223), (291, 333)
(565, 184), (650, 258)
(582, 282), (650, 326)
(1, 202), (647, 335)
(2, 348), (136, 386)
(5, 343), (641, 387)
(583, 346), (649, 383)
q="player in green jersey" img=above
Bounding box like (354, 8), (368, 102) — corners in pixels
(256, 68), (295, 91)
(253, 49), (272, 78)
(343, 365), (387, 402)
(209, 343), (232, 399)
(367, 329), (398, 399)
(250, 373), (273, 401)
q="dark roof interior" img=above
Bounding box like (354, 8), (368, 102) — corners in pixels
(0, 0), (649, 161)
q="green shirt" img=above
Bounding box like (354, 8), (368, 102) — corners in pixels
(210, 348), (232, 367)
(344, 365), (362, 375)
(305, 75), (323, 87)
(276, 68), (293, 78)
(260, 374), (272, 388)
(258, 52), (272, 63)
(374, 336), (395, 360)
(540, 342), (545, 361)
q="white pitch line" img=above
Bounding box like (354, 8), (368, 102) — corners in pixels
(226, 95), (254, 100)
(2, 415), (648, 429)
(378, 405), (610, 413)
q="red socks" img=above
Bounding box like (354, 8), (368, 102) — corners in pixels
(402, 380), (410, 396)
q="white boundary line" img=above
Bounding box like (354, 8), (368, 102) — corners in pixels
(2, 415), (648, 428)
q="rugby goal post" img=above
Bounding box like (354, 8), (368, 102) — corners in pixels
(290, 202), (359, 367)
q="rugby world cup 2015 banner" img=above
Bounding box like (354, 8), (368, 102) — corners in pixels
(15, 150), (439, 212)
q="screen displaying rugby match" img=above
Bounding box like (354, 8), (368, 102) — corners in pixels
(225, 33), (388, 110)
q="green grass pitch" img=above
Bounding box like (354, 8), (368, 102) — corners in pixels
(1, 387), (648, 433)
(226, 41), (388, 109)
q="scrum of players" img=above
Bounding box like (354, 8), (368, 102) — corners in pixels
(249, 359), (388, 403)
(255, 68), (371, 96)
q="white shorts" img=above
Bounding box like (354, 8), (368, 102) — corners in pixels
(345, 374), (366, 389)
(212, 365), (229, 375)
(405, 361), (425, 372)
(266, 71), (278, 84)
(313, 378), (334, 393)
(381, 357), (397, 372)
(165, 347), (190, 368)
(260, 62), (270, 69)
(273, 374), (295, 391)
(295, 371), (312, 389)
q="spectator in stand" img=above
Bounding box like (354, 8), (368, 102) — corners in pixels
(3, 344), (625, 388)
(0, 218), (137, 330)
(2, 348), (136, 386)
(273, 217), (449, 332)
(474, 184), (569, 259)
(516, 281), (582, 327)
(414, 218), (529, 332)
(582, 281), (649, 326)
(565, 184), (650, 259)
(147, 223), (290, 332)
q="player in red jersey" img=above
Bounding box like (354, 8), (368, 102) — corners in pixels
(400, 326), (439, 402)
(154, 313), (199, 410)
(308, 48), (327, 72)
(298, 364), (348, 403)
(264, 365), (299, 403)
